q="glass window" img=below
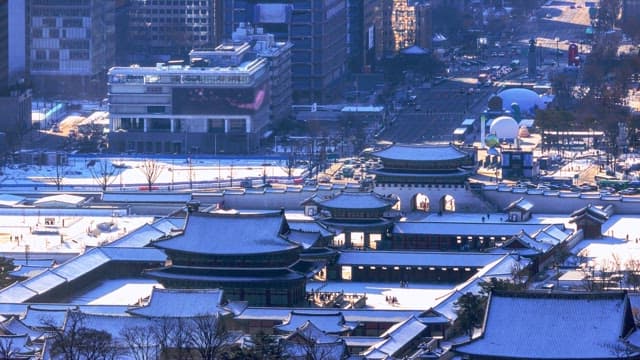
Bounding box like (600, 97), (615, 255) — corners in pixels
(341, 266), (352, 281)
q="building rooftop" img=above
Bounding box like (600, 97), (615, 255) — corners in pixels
(152, 211), (300, 255)
(454, 292), (636, 359)
(371, 144), (470, 162)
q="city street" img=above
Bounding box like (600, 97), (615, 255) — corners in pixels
(380, 78), (493, 143)
(379, 1), (594, 145)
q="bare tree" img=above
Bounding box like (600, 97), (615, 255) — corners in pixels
(281, 331), (344, 360)
(89, 160), (121, 191)
(151, 317), (193, 360)
(47, 153), (69, 191)
(138, 159), (164, 192)
(75, 327), (121, 360)
(42, 309), (121, 360)
(626, 259), (640, 291)
(188, 313), (236, 360)
(120, 325), (159, 360)
(44, 309), (84, 360)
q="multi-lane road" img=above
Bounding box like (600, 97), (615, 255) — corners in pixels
(379, 1), (594, 144)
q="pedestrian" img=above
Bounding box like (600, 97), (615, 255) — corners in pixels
(482, 216), (485, 223)
(487, 213), (491, 219)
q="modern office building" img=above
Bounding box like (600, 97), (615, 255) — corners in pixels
(124, 0), (224, 65)
(30, 0), (115, 99)
(231, 24), (293, 127)
(347, 0), (383, 73)
(414, 2), (432, 50)
(390, 0), (415, 51)
(223, 0), (347, 103)
(108, 42), (270, 154)
(622, 0), (640, 32)
(0, 0), (31, 149)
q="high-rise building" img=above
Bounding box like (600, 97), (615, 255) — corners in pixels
(0, 1), (7, 93)
(0, 0), (31, 150)
(124, 0), (224, 65)
(390, 0), (415, 51)
(108, 43), (270, 154)
(231, 24), (293, 126)
(223, 0), (347, 103)
(348, 0), (383, 73)
(622, 0), (640, 33)
(414, 2), (432, 50)
(30, 0), (115, 99)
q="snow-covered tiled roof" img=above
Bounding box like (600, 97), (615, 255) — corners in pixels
(0, 194), (25, 207)
(288, 230), (321, 249)
(433, 254), (529, 321)
(9, 265), (47, 279)
(106, 223), (166, 247)
(287, 220), (334, 237)
(393, 222), (550, 236)
(20, 271), (66, 295)
(504, 231), (549, 254)
(337, 251), (504, 268)
(570, 204), (611, 222)
(79, 312), (156, 339)
(275, 311), (356, 334)
(101, 192), (192, 203)
(236, 307), (423, 324)
(363, 316), (427, 359)
(152, 211), (300, 255)
(0, 247), (166, 303)
(0, 303), (131, 317)
(52, 247), (166, 282)
(0, 284), (38, 304)
(283, 321), (346, 359)
(98, 247), (167, 262)
(504, 197), (534, 212)
(454, 292), (636, 359)
(149, 217), (185, 234)
(372, 144), (469, 162)
(128, 288), (227, 318)
(33, 194), (85, 206)
(13, 259), (55, 268)
(314, 191), (397, 210)
(1, 317), (44, 341)
(21, 306), (69, 328)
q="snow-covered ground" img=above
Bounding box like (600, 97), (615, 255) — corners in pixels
(1, 156), (308, 190)
(571, 215), (640, 272)
(0, 214), (154, 254)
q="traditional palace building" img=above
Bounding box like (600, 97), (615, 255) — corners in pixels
(147, 210), (316, 307)
(303, 191), (399, 249)
(370, 143), (474, 185)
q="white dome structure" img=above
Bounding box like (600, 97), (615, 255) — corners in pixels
(497, 88), (546, 114)
(490, 116), (519, 140)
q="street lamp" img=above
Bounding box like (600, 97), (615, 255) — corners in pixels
(555, 37), (560, 64)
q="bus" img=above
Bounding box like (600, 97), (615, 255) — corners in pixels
(595, 177), (629, 191)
